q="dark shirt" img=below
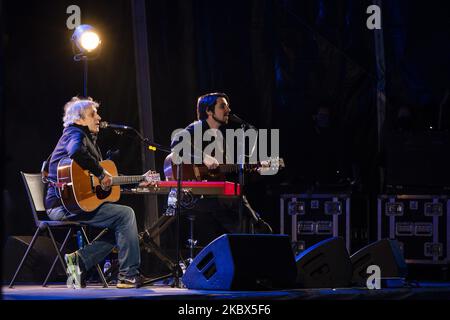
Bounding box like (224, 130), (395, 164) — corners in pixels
(45, 124), (104, 209)
(171, 120), (230, 164)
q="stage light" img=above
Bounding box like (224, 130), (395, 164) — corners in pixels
(71, 24), (101, 55)
(79, 31), (100, 51)
(70, 24), (102, 97)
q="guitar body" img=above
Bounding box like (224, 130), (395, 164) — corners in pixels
(163, 154), (225, 181)
(57, 158), (120, 214)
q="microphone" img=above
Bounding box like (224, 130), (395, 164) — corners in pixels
(228, 114), (256, 129)
(228, 114), (245, 125)
(106, 149), (120, 160)
(99, 121), (132, 130)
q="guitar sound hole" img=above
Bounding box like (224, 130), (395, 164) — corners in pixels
(95, 185), (112, 199)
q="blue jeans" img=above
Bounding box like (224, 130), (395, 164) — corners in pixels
(47, 203), (141, 279)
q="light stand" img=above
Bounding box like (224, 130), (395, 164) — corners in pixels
(71, 24), (101, 98)
(82, 57), (88, 97)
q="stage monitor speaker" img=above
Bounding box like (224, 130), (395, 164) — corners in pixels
(350, 239), (407, 287)
(2, 236), (67, 283)
(295, 237), (352, 288)
(181, 234), (297, 290)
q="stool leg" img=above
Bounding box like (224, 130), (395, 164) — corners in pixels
(43, 228), (72, 287)
(9, 228), (41, 288)
(47, 227), (68, 276)
(80, 227), (109, 288)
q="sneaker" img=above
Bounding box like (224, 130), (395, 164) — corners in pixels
(116, 274), (152, 289)
(65, 252), (86, 289)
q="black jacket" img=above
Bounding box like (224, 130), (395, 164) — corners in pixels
(45, 124), (104, 209)
(170, 120), (230, 164)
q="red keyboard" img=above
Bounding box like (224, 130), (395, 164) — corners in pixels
(122, 181), (241, 196)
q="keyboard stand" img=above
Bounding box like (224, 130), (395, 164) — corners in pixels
(139, 214), (184, 287)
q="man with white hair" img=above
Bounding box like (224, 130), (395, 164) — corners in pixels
(45, 96), (152, 289)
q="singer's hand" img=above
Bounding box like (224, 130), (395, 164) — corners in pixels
(100, 170), (113, 190)
(203, 154), (219, 170)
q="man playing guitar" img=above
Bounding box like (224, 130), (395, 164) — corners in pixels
(45, 96), (154, 289)
(169, 92), (273, 246)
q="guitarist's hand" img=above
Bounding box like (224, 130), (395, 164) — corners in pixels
(139, 170), (159, 187)
(100, 170), (113, 190)
(203, 154), (219, 170)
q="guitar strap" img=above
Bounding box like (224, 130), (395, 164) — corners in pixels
(41, 153), (68, 198)
(41, 153), (62, 201)
(41, 153), (52, 184)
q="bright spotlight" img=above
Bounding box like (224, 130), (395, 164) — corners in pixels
(71, 24), (101, 58)
(70, 24), (102, 96)
(79, 31), (100, 51)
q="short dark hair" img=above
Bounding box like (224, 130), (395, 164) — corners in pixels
(196, 92), (230, 120)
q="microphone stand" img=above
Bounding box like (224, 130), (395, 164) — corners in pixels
(143, 138), (184, 288)
(113, 126), (184, 288)
(238, 123), (246, 233)
(232, 115), (257, 233)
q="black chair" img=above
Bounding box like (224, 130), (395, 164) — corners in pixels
(8, 172), (109, 288)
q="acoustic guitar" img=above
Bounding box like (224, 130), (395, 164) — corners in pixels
(163, 152), (285, 181)
(56, 157), (160, 214)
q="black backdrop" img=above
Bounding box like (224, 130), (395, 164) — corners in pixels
(2, 0), (449, 264)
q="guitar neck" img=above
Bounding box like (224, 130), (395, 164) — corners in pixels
(111, 175), (145, 186)
(216, 164), (258, 173)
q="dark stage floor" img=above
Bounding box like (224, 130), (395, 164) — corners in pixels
(3, 281), (450, 300)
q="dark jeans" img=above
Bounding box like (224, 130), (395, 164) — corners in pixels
(47, 203), (141, 279)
